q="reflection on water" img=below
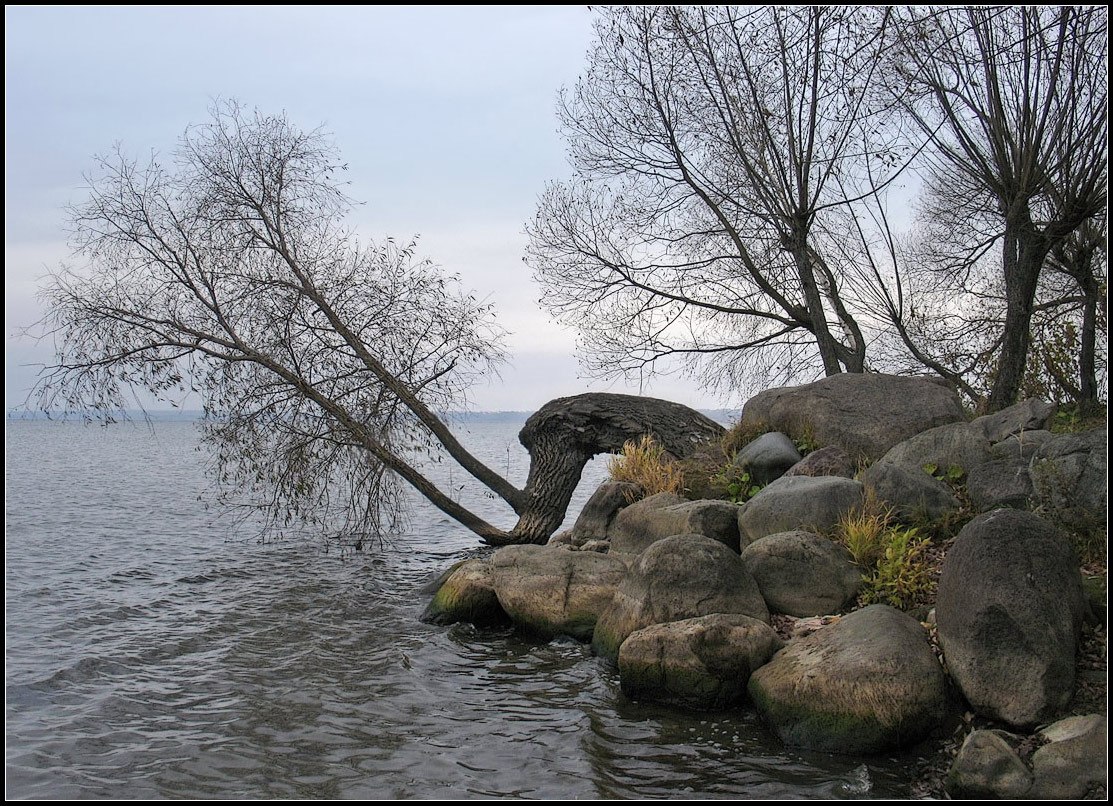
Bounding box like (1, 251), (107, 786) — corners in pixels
(6, 420), (931, 798)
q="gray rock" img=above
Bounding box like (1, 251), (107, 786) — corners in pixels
(740, 373), (965, 464)
(547, 529), (576, 548)
(945, 729), (1033, 799)
(610, 496), (742, 555)
(1029, 427), (1107, 535)
(1030, 714), (1108, 799)
(971, 398), (1057, 442)
(748, 605), (947, 754)
(859, 461), (962, 522)
(488, 545), (628, 641)
(737, 476), (864, 546)
(935, 509), (1086, 728)
(618, 614), (782, 709)
(989, 429), (1054, 462)
(732, 431), (802, 486)
(740, 531), (861, 617)
(572, 480), (644, 542)
(783, 445), (856, 479)
(965, 458), (1033, 512)
(421, 558), (506, 626)
(592, 534), (769, 661)
(876, 421), (992, 479)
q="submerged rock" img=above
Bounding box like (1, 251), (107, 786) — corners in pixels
(421, 558), (506, 626)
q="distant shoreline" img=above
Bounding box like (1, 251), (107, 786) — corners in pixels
(8, 408), (741, 424)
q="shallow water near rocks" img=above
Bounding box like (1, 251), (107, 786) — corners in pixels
(6, 418), (934, 798)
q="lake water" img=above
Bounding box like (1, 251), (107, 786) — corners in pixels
(5, 417), (932, 798)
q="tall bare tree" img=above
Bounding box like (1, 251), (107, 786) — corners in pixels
(35, 102), (723, 547)
(892, 6), (1107, 411)
(528, 6), (913, 396)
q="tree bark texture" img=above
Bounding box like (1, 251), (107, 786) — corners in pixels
(484, 393), (725, 545)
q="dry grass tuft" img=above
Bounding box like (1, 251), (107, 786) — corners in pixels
(608, 435), (683, 496)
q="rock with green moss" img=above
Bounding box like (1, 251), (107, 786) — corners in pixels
(421, 558), (506, 626)
(618, 614), (782, 709)
(487, 545), (628, 641)
(592, 534), (768, 661)
(747, 605), (946, 754)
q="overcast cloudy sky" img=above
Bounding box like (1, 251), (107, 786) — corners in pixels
(6, 6), (725, 412)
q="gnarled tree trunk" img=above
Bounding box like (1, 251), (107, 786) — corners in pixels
(483, 393), (725, 545)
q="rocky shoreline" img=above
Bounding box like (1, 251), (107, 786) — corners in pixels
(423, 375), (1108, 799)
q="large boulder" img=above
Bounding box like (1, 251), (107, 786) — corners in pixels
(609, 495), (741, 555)
(617, 614), (782, 709)
(740, 374), (965, 464)
(731, 432), (801, 486)
(875, 421), (993, 478)
(592, 534), (768, 661)
(965, 458), (1033, 512)
(737, 476), (864, 546)
(421, 558), (506, 625)
(1030, 714), (1108, 799)
(935, 509), (1087, 728)
(740, 531), (861, 617)
(989, 429), (1054, 462)
(859, 461), (962, 523)
(487, 545), (628, 641)
(970, 398), (1056, 442)
(748, 605), (947, 754)
(945, 730), (1034, 799)
(1028, 427), (1107, 536)
(571, 480), (644, 542)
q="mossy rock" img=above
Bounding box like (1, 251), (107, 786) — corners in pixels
(421, 558), (506, 626)
(747, 605), (947, 754)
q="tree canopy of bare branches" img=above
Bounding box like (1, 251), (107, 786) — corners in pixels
(527, 6), (914, 395)
(891, 6), (1107, 411)
(35, 102), (723, 547)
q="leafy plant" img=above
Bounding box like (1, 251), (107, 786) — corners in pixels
(711, 465), (763, 504)
(608, 435), (683, 496)
(860, 527), (936, 610)
(834, 498), (938, 612)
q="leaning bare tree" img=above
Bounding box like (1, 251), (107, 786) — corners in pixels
(891, 6), (1107, 411)
(527, 6), (916, 396)
(35, 103), (721, 546)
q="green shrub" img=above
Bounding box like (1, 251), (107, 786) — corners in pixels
(833, 498), (937, 612)
(860, 527), (936, 611)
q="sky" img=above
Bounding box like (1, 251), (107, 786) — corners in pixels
(4, 5), (723, 413)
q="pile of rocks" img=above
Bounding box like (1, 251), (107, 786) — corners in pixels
(422, 374), (1107, 796)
